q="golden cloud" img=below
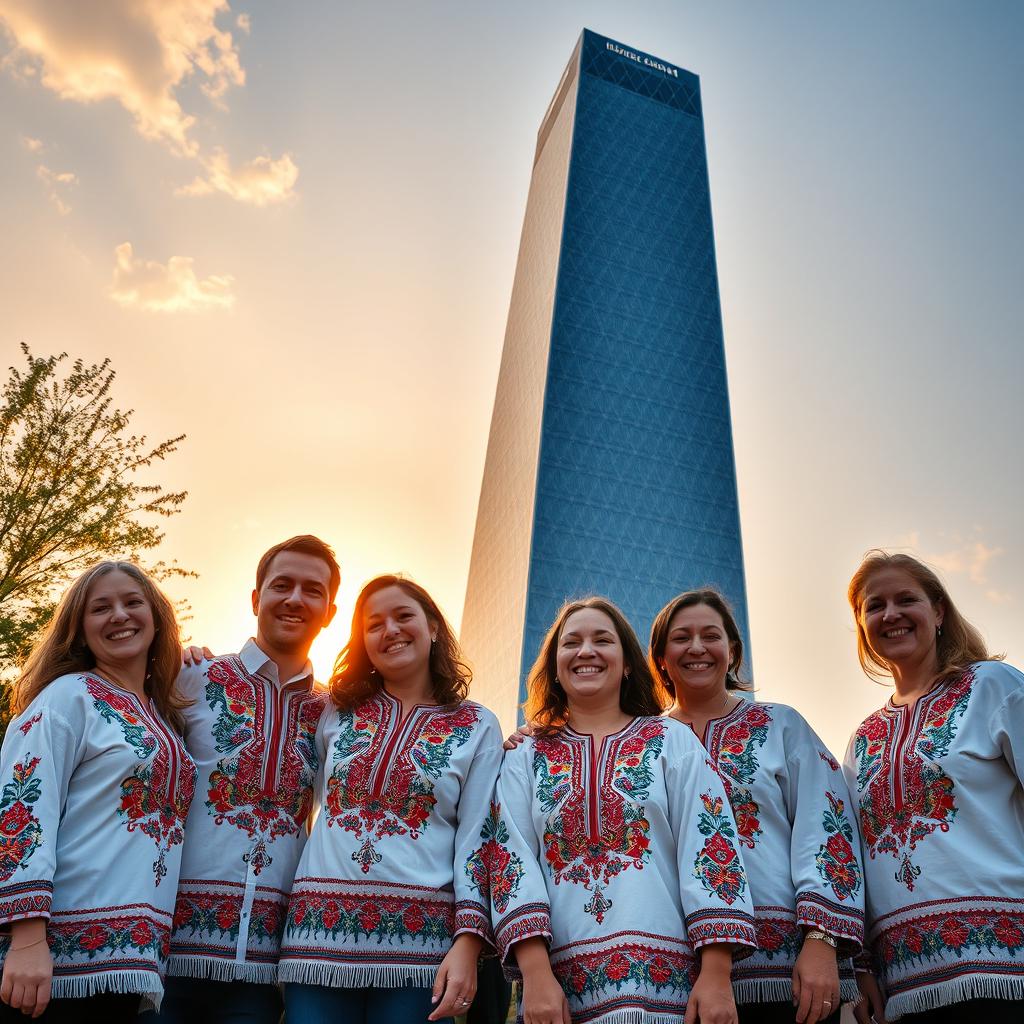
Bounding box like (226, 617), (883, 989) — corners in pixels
(0, 0), (245, 155)
(176, 147), (299, 206)
(110, 242), (235, 313)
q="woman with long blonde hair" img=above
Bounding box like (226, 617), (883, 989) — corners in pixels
(845, 551), (1024, 1023)
(0, 561), (195, 1023)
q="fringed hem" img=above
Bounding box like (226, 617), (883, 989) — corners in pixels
(731, 976), (861, 1006)
(52, 970), (162, 1011)
(166, 954), (277, 985)
(545, 1011), (685, 1024)
(885, 974), (1024, 1021)
(277, 960), (437, 988)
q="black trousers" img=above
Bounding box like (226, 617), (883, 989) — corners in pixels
(738, 1003), (840, 1024)
(467, 957), (513, 1024)
(0, 993), (140, 1023)
(899, 997), (1024, 1023)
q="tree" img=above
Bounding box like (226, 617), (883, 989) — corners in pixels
(1, 343), (192, 710)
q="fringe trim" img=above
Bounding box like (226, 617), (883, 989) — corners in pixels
(731, 976), (861, 1006)
(533, 1012), (685, 1024)
(166, 953), (277, 985)
(885, 973), (1024, 1021)
(51, 970), (162, 1011)
(277, 959), (437, 988)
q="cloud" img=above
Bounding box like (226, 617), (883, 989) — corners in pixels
(236, 13), (251, 34)
(176, 147), (298, 205)
(21, 134), (42, 151)
(0, 0), (245, 155)
(34, 162), (77, 214)
(986, 590), (1013, 605)
(110, 242), (235, 312)
(928, 539), (1003, 585)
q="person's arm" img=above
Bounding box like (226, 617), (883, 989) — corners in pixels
(665, 726), (758, 1024)
(783, 712), (865, 1023)
(0, 697), (81, 1018)
(487, 746), (555, 1010)
(429, 711), (504, 1021)
(842, 728), (888, 1024)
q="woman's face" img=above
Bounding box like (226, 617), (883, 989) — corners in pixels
(555, 607), (626, 707)
(362, 585), (436, 682)
(81, 569), (157, 672)
(858, 567), (943, 670)
(660, 603), (733, 700)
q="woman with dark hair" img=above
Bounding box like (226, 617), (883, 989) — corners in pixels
(0, 562), (196, 1022)
(845, 551), (1024, 1023)
(277, 575), (503, 1024)
(490, 596), (757, 1024)
(649, 589), (864, 1024)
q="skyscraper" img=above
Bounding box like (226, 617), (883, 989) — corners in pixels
(461, 29), (750, 732)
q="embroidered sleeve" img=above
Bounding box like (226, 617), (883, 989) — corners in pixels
(489, 744), (551, 971)
(991, 666), (1024, 783)
(783, 712), (865, 956)
(665, 730), (757, 955)
(455, 714), (503, 947)
(842, 730), (876, 973)
(0, 703), (80, 925)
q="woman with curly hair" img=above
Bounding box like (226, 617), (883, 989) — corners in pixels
(0, 562), (196, 1022)
(845, 551), (1024, 1024)
(277, 575), (503, 1024)
(491, 596), (757, 1024)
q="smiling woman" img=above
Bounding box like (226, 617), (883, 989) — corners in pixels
(493, 595), (757, 1024)
(844, 552), (1024, 1024)
(277, 574), (503, 1024)
(0, 562), (196, 1022)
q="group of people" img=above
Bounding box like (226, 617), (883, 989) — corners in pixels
(0, 535), (1020, 1024)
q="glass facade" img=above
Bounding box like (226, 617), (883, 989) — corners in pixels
(461, 30), (750, 732)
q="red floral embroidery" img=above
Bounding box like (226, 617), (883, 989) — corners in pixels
(325, 698), (479, 872)
(285, 887), (455, 945)
(853, 671), (972, 891)
(551, 939), (697, 1004)
(464, 801), (524, 913)
(17, 714), (42, 737)
(171, 888), (284, 945)
(706, 704), (771, 849)
(693, 793), (747, 906)
(878, 905), (1024, 971)
(44, 911), (170, 963)
(86, 678), (196, 886)
(0, 757), (44, 881)
(532, 720), (664, 923)
(204, 659), (325, 875)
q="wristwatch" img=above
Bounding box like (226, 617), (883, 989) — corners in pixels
(805, 928), (838, 948)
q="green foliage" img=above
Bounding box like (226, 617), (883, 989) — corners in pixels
(0, 344), (193, 732)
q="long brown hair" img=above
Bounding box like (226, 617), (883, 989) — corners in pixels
(523, 596), (667, 735)
(13, 561), (190, 732)
(848, 550), (999, 683)
(648, 588), (752, 698)
(329, 575), (471, 711)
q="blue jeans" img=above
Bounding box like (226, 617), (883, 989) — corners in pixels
(283, 983), (453, 1024)
(141, 977), (283, 1024)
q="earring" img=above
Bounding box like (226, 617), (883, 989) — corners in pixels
(936, 625), (943, 638)
(430, 635), (437, 644)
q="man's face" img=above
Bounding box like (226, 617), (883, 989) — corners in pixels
(252, 550), (336, 659)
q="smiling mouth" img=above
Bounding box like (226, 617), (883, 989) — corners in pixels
(384, 641), (410, 654)
(572, 665), (603, 675)
(107, 629), (138, 641)
(682, 661), (713, 670)
(883, 627), (911, 638)
(278, 615), (305, 624)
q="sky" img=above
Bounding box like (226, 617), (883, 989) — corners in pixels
(1, 1), (1021, 756)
